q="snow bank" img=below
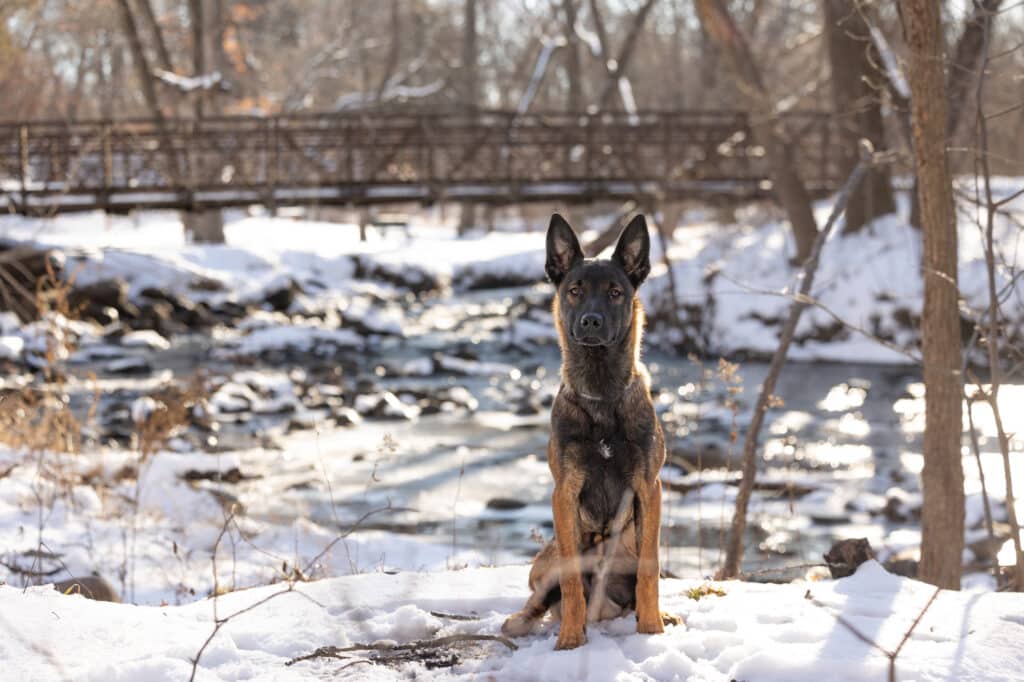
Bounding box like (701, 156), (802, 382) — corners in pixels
(4, 184), (1020, 364)
(643, 184), (1024, 362)
(2, 562), (1021, 681)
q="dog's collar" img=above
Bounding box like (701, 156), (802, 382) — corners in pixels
(572, 375), (636, 403)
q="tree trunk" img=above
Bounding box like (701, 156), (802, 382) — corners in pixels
(900, 0), (964, 591)
(183, 210), (225, 244)
(458, 0), (479, 238)
(462, 0), (479, 108)
(65, 44), (91, 120)
(561, 0), (583, 112)
(823, 0), (896, 234)
(908, 0), (1002, 229)
(946, 0), (1002, 146)
(185, 0), (224, 244)
(695, 0), (818, 263)
(117, 0), (182, 185)
(116, 0), (165, 123)
(376, 0), (402, 102)
(670, 0), (686, 109)
(136, 0), (175, 74)
(594, 0), (659, 111)
(188, 0), (206, 119)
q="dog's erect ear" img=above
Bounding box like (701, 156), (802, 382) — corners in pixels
(612, 214), (651, 287)
(545, 213), (583, 285)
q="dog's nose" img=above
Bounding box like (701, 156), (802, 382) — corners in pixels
(580, 313), (603, 329)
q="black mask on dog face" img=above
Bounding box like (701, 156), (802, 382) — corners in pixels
(545, 213), (651, 347)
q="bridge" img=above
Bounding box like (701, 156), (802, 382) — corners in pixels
(0, 110), (841, 215)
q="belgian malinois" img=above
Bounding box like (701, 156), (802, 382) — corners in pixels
(502, 213), (678, 650)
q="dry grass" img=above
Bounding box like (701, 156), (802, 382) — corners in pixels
(0, 259), (81, 454)
(0, 388), (81, 454)
(133, 376), (209, 461)
(685, 584), (727, 601)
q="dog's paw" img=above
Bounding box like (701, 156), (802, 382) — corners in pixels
(501, 612), (536, 638)
(660, 611), (684, 627)
(554, 628), (586, 650)
(636, 614), (665, 634)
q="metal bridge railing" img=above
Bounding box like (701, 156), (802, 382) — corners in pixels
(0, 110), (841, 215)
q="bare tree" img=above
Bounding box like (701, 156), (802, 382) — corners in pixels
(822, 0), (896, 234)
(968, 0), (1024, 590)
(947, 0), (1003, 138)
(116, 0), (166, 124)
(377, 0), (403, 103)
(900, 0), (964, 591)
(136, 0), (175, 76)
(184, 0), (225, 244)
(592, 0), (659, 111)
(695, 0), (819, 263)
(458, 0), (479, 237)
(907, 0), (1004, 229)
(717, 144), (876, 580)
(560, 0), (583, 112)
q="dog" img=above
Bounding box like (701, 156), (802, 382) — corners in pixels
(502, 213), (679, 650)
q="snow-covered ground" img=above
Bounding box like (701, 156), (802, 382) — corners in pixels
(3, 561), (1022, 681)
(643, 177), (1024, 362)
(1, 185), (1023, 680)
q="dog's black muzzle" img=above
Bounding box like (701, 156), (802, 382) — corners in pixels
(571, 313), (614, 346)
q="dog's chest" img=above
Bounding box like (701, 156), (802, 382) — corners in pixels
(577, 427), (640, 532)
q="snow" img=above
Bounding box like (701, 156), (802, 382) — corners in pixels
(154, 69), (224, 93)
(2, 561), (1022, 681)
(221, 320), (364, 359)
(0, 334), (24, 360)
(121, 330), (172, 351)
(642, 182), (1024, 362)
(7, 182), (1015, 368)
(0, 184), (1022, 679)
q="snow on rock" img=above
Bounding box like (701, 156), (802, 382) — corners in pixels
(120, 329), (172, 351)
(0, 334), (24, 361)
(342, 297), (405, 336)
(136, 450), (243, 525)
(436, 354), (518, 377)
(452, 249), (545, 291)
(354, 391), (421, 420)
(208, 371), (305, 419)
(0, 311), (20, 333)
(3, 187), (1020, 364)
(220, 319), (364, 359)
(2, 562), (1023, 681)
(131, 396), (162, 424)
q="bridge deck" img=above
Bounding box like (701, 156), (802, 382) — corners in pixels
(0, 110), (841, 215)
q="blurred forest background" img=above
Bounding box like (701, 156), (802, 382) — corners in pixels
(0, 0), (1021, 154)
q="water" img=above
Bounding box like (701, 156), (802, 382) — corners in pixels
(225, 349), (928, 579)
(54, 283), (1016, 584)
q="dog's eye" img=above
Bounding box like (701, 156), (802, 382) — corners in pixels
(609, 288), (622, 299)
(568, 285), (582, 297)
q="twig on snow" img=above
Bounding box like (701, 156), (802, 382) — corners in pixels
(285, 633), (519, 667)
(805, 586), (941, 682)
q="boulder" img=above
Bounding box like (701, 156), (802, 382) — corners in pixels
(823, 538), (875, 579)
(53, 575), (120, 603)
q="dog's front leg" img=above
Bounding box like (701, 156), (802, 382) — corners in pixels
(552, 471), (586, 650)
(634, 477), (664, 634)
